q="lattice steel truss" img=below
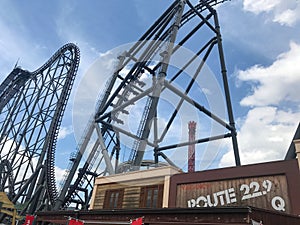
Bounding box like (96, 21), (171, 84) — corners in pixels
(0, 43), (80, 217)
(0, 0), (241, 218)
(57, 0), (240, 211)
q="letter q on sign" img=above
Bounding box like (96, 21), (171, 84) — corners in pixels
(271, 196), (285, 211)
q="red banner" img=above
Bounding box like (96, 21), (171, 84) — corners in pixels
(131, 217), (143, 225)
(22, 215), (35, 225)
(68, 219), (84, 225)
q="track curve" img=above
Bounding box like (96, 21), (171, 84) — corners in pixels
(0, 43), (80, 216)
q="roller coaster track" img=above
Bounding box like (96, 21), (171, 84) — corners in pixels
(0, 0), (239, 218)
(56, 0), (240, 210)
(0, 43), (79, 218)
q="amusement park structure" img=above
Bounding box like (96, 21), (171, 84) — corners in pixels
(0, 0), (241, 221)
(0, 43), (80, 218)
(188, 121), (197, 173)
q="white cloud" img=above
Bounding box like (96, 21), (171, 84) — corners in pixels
(273, 8), (300, 26)
(243, 0), (300, 26)
(55, 166), (67, 190)
(219, 42), (300, 167)
(238, 41), (300, 107)
(58, 126), (73, 140)
(243, 0), (281, 14)
(220, 106), (300, 167)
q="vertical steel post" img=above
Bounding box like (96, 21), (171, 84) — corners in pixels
(213, 9), (241, 166)
(133, 1), (186, 168)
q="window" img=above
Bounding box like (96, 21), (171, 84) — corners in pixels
(140, 185), (163, 208)
(104, 189), (124, 209)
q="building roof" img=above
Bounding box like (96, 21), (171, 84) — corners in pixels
(36, 206), (300, 225)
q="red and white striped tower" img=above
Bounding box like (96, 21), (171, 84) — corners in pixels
(188, 121), (196, 173)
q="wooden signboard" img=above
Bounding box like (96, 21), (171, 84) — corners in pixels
(169, 160), (300, 215)
(176, 175), (290, 213)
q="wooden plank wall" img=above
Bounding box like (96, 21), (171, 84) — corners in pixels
(176, 175), (291, 213)
(92, 178), (165, 209)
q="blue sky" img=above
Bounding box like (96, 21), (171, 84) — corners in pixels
(0, 0), (300, 177)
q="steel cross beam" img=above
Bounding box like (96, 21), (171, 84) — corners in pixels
(57, 0), (240, 211)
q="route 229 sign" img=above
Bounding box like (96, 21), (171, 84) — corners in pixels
(181, 176), (288, 212)
(170, 160), (300, 214)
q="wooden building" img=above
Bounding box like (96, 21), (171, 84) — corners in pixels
(36, 206), (300, 225)
(90, 166), (182, 209)
(37, 158), (300, 224)
(88, 158), (300, 215)
(36, 136), (300, 224)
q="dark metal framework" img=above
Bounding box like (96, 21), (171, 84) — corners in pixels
(0, 43), (80, 217)
(0, 0), (240, 218)
(285, 123), (300, 160)
(57, 0), (240, 211)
